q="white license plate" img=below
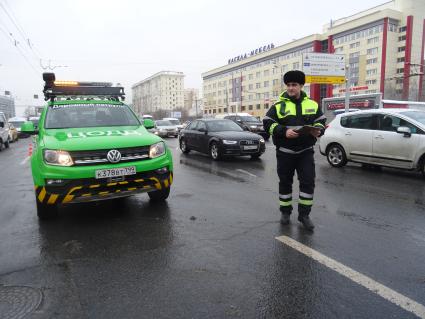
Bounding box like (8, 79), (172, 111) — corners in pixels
(95, 166), (136, 179)
(243, 145), (258, 150)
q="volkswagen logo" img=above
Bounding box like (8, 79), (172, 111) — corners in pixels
(107, 150), (122, 163)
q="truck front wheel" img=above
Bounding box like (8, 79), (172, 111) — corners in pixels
(148, 187), (170, 202)
(36, 200), (58, 220)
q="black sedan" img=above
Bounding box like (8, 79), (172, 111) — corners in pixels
(179, 118), (266, 160)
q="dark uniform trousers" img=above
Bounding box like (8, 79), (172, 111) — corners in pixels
(276, 148), (315, 216)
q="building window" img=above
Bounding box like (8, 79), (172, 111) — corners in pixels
(349, 51), (360, 58)
(249, 84), (253, 90)
(249, 74), (253, 80)
(264, 81), (269, 87)
(399, 26), (406, 33)
(350, 42), (360, 49)
(256, 72), (261, 78)
(398, 35), (406, 41)
(249, 105), (253, 110)
(366, 47), (378, 55)
(293, 62), (300, 70)
(272, 79), (279, 86)
(256, 104), (261, 110)
(367, 36), (379, 44)
(366, 69), (377, 76)
(264, 70), (269, 76)
(224, 107), (228, 113)
(256, 93), (261, 100)
(398, 46), (405, 52)
(365, 79), (377, 85)
(366, 58), (377, 64)
(334, 47), (344, 53)
(396, 79), (403, 84)
(264, 103), (269, 109)
(241, 106), (246, 111)
(256, 83), (261, 89)
(396, 68), (404, 74)
(397, 57), (405, 63)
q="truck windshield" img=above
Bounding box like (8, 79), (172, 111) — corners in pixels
(45, 104), (140, 129)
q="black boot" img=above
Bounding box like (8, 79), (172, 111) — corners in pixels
(280, 213), (290, 225)
(280, 207), (292, 225)
(298, 215), (315, 230)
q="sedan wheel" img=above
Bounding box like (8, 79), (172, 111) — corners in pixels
(180, 139), (190, 154)
(326, 144), (347, 167)
(210, 142), (221, 160)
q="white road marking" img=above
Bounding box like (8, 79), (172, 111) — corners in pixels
(20, 156), (30, 165)
(235, 169), (257, 178)
(275, 235), (425, 319)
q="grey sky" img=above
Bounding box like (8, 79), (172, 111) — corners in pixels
(0, 0), (385, 115)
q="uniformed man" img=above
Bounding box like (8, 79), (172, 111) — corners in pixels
(263, 70), (326, 230)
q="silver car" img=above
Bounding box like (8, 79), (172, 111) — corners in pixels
(319, 108), (425, 174)
(155, 120), (179, 138)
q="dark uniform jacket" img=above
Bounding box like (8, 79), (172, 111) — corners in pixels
(263, 91), (326, 153)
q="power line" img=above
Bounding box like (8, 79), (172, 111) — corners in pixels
(0, 24), (40, 78)
(0, 1), (43, 60)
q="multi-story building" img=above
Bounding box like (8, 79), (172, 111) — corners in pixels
(184, 88), (199, 110)
(0, 95), (15, 119)
(132, 71), (185, 116)
(202, 0), (425, 118)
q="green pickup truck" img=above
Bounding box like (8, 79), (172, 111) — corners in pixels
(22, 73), (173, 219)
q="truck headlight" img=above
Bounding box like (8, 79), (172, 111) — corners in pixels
(149, 142), (166, 158)
(44, 149), (73, 166)
(223, 140), (237, 145)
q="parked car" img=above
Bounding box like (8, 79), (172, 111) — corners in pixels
(319, 108), (425, 174)
(179, 118), (265, 160)
(223, 113), (269, 140)
(163, 117), (184, 131)
(8, 123), (19, 142)
(155, 120), (179, 137)
(8, 116), (29, 137)
(0, 112), (10, 150)
(332, 108), (361, 116)
(29, 116), (40, 129)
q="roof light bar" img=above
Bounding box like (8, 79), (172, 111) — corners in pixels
(43, 73), (125, 101)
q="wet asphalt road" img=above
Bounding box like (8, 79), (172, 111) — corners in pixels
(0, 138), (424, 319)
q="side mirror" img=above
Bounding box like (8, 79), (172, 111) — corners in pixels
(143, 118), (155, 129)
(198, 127), (207, 133)
(397, 126), (411, 137)
(21, 121), (38, 135)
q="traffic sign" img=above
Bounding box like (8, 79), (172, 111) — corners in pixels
(303, 53), (346, 84)
(305, 75), (346, 84)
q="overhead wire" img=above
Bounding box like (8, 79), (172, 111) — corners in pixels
(0, 1), (42, 61)
(0, 23), (40, 78)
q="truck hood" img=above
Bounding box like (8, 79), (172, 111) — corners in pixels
(42, 126), (162, 151)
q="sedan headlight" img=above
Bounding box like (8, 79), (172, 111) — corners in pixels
(44, 149), (74, 166)
(149, 142), (166, 158)
(222, 140), (238, 145)
(259, 138), (265, 143)
(250, 125), (257, 129)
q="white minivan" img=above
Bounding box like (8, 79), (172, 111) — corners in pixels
(0, 112), (10, 151)
(319, 109), (425, 174)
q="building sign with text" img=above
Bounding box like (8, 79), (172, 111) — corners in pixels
(228, 43), (275, 64)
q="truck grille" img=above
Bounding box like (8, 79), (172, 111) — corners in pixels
(69, 146), (150, 166)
